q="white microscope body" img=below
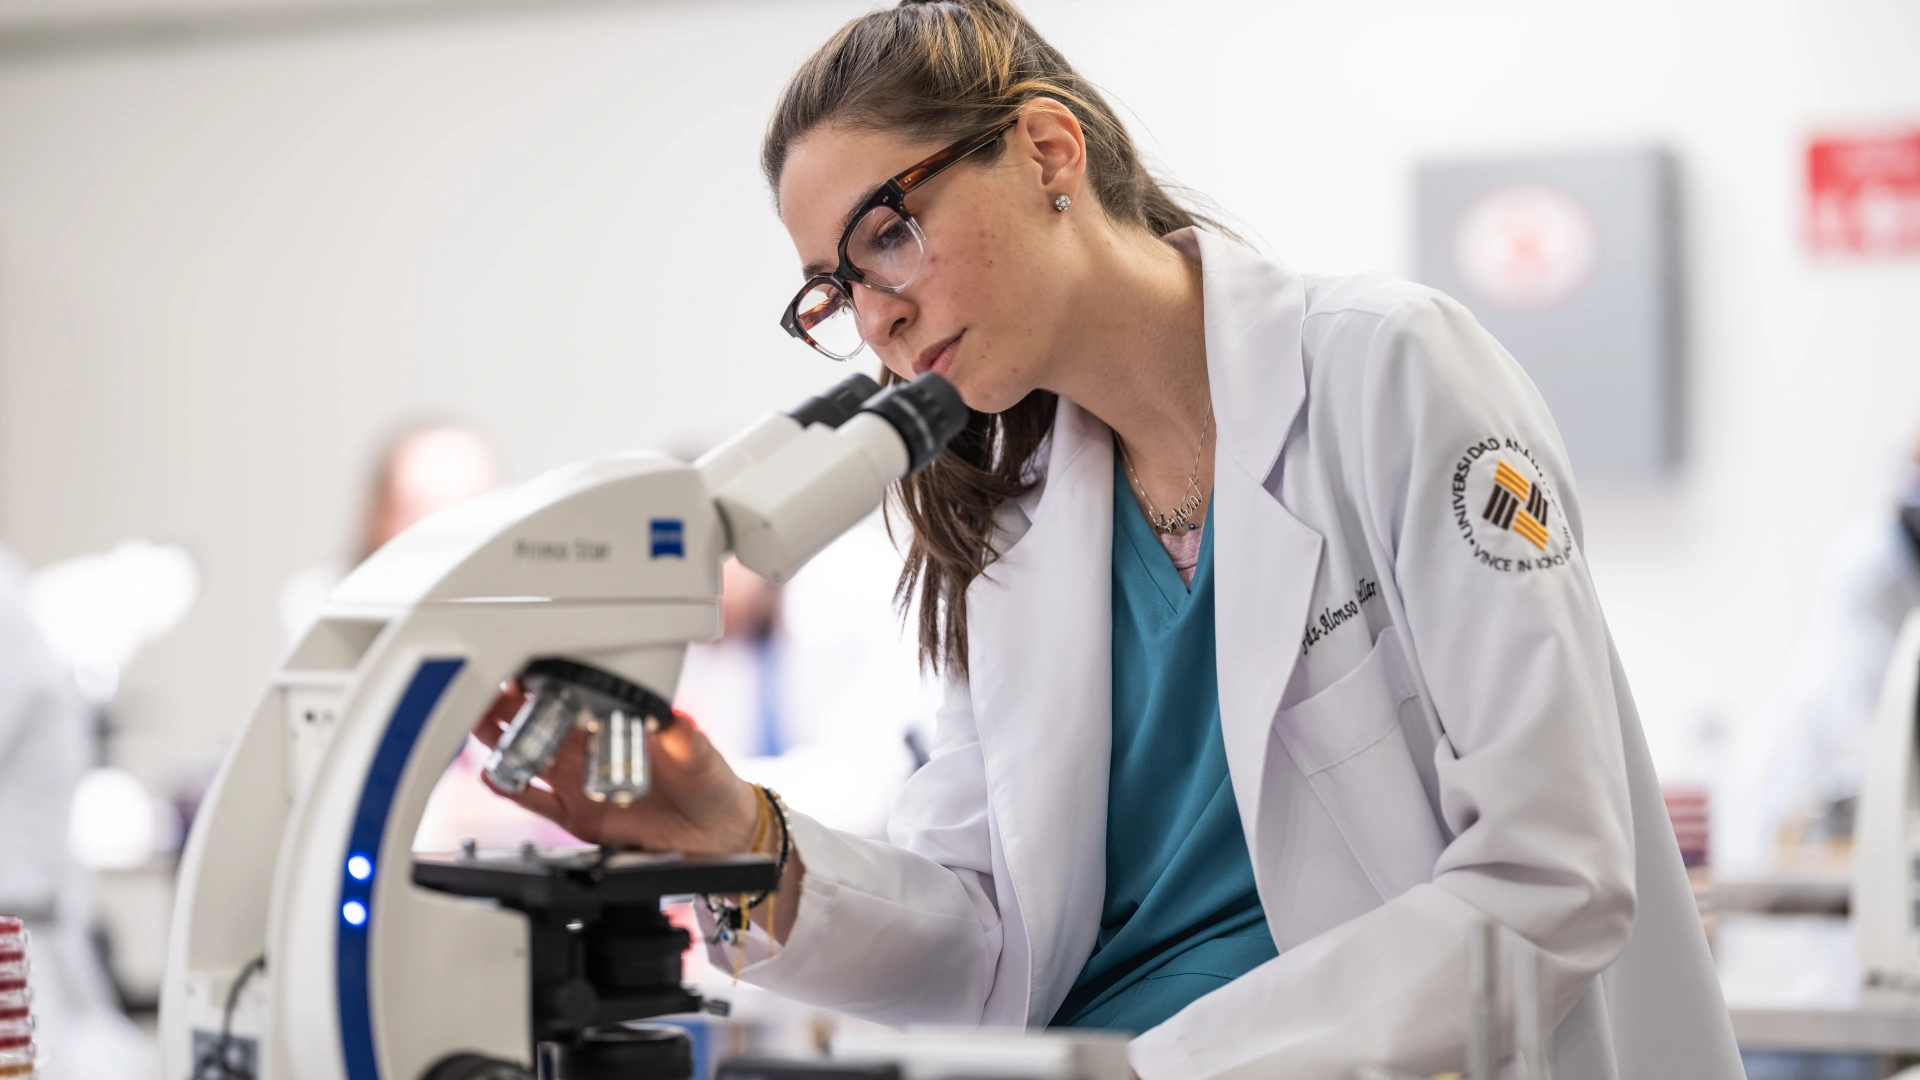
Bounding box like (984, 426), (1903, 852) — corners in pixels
(1853, 607), (1920, 996)
(159, 373), (964, 1080)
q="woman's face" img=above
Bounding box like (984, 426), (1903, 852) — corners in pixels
(778, 113), (1084, 414)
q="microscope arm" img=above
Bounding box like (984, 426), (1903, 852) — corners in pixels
(158, 372), (965, 1080)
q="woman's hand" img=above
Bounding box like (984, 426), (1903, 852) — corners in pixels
(470, 681), (762, 855)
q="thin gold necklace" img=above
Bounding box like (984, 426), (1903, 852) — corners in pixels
(1117, 403), (1212, 535)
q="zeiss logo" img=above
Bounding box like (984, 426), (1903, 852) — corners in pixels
(649, 519), (685, 559)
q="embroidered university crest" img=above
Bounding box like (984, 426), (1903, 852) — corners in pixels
(1450, 438), (1574, 573)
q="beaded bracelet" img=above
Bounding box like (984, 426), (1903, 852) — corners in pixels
(701, 785), (791, 945)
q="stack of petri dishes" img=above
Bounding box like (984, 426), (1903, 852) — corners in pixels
(0, 918), (30, 1078)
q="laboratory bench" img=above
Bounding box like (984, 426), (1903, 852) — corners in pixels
(1715, 896), (1920, 1077)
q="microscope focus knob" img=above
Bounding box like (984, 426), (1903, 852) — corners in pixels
(555, 1025), (694, 1080)
(545, 977), (600, 1029)
(419, 1053), (533, 1080)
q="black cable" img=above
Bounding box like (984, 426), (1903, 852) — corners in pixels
(192, 955), (265, 1080)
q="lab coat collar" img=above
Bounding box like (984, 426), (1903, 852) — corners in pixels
(965, 229), (1318, 1024)
(1171, 228), (1323, 907)
(1003, 229), (1306, 527)
(1165, 227), (1307, 483)
(965, 397), (1115, 1026)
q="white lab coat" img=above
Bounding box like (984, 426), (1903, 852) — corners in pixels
(708, 230), (1742, 1079)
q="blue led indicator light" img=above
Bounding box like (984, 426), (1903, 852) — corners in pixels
(342, 900), (368, 926)
(346, 854), (373, 881)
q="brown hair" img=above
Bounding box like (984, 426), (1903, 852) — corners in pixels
(764, 0), (1211, 677)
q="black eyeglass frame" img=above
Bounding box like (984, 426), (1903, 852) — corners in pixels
(780, 119), (1019, 359)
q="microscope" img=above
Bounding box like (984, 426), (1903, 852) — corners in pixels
(158, 372), (967, 1080)
(1853, 609), (1920, 999)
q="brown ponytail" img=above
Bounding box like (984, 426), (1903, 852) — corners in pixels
(765, 0), (1216, 678)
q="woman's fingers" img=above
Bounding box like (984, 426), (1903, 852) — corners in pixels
(541, 726), (592, 789)
(467, 695), (752, 853)
(653, 710), (729, 787)
(470, 681), (527, 749)
(654, 711), (702, 766)
(514, 785), (573, 828)
(470, 715), (504, 749)
(478, 769), (570, 826)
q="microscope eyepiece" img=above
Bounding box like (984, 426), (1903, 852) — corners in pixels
(788, 372), (883, 430)
(859, 373), (968, 475)
(715, 372), (968, 582)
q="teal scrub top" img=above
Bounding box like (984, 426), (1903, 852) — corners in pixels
(1050, 459), (1278, 1033)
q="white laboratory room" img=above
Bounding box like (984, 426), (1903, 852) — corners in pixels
(0, 1), (1917, 1078)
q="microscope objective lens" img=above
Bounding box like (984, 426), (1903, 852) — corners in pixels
(586, 706), (651, 806)
(483, 682), (584, 794)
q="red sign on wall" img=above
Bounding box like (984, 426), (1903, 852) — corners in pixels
(1807, 130), (1920, 255)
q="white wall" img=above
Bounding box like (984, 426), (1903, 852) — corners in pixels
(0, 0), (1917, 793)
(0, 0), (875, 781)
(1045, 0), (1920, 782)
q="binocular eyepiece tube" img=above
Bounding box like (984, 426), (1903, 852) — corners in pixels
(715, 372), (967, 583)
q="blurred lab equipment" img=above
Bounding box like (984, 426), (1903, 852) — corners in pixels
(67, 767), (164, 873)
(1350, 921), (1554, 1080)
(0, 918), (33, 1080)
(27, 539), (200, 708)
(718, 1064), (901, 1079)
(1906, 479), (1920, 557)
(1850, 608), (1920, 997)
(0, 549), (156, 1079)
(1664, 785), (1717, 937)
(713, 1027), (1130, 1079)
(278, 423), (499, 645)
(828, 1028), (1129, 1079)
(158, 372), (966, 1080)
(25, 537), (203, 1022)
(1721, 451), (1920, 874)
(676, 529), (935, 839)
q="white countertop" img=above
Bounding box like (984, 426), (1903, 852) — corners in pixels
(1717, 913), (1920, 1054)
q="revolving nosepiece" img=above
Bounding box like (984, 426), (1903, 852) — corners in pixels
(482, 659), (675, 806)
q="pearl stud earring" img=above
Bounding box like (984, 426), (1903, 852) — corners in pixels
(1053, 193), (1072, 212)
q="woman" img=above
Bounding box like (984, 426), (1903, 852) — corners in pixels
(475, 2), (1742, 1076)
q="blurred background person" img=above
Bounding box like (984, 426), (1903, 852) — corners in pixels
(1720, 430), (1920, 874)
(278, 421), (500, 646)
(674, 517), (938, 839)
(271, 419), (578, 855)
(0, 547), (153, 1080)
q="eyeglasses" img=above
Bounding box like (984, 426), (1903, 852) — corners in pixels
(780, 120), (1017, 361)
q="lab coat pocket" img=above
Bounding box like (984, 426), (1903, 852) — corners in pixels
(1272, 626), (1445, 901)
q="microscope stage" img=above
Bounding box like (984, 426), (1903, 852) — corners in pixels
(413, 848), (780, 913)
